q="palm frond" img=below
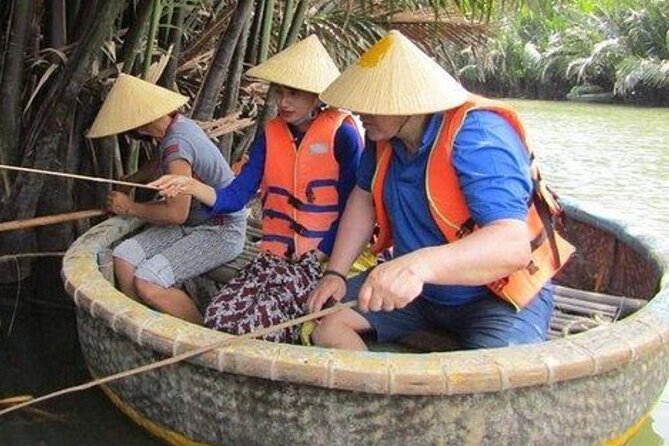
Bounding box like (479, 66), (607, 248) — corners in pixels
(615, 55), (669, 94)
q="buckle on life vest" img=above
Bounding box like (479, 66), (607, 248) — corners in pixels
(456, 218), (476, 239)
(489, 277), (510, 294)
(526, 260), (539, 275)
(306, 189), (316, 203)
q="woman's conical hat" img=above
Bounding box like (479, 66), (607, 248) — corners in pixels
(246, 35), (340, 94)
(320, 30), (468, 115)
(87, 74), (189, 138)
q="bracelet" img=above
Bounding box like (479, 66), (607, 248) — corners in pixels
(322, 269), (347, 282)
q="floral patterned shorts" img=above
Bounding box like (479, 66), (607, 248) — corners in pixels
(203, 251), (322, 343)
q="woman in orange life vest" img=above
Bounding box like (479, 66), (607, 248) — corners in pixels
(306, 30), (574, 350)
(151, 35), (363, 343)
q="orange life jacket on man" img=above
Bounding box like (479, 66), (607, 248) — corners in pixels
(371, 95), (575, 309)
(262, 109), (357, 258)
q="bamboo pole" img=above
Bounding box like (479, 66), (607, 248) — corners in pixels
(0, 395), (65, 420)
(0, 209), (106, 233)
(258, 0), (276, 63)
(554, 285), (646, 315)
(0, 301), (357, 417)
(0, 396), (33, 406)
(0, 164), (158, 190)
(553, 298), (617, 318)
(0, 252), (66, 263)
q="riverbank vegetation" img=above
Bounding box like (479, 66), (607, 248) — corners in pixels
(443, 0), (669, 104)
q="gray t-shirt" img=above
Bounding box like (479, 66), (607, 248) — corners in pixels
(158, 115), (245, 225)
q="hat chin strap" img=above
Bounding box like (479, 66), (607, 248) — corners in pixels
(395, 116), (412, 138)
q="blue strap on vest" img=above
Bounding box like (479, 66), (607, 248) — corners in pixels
(265, 186), (338, 213)
(261, 234), (295, 258)
(263, 209), (330, 238)
(305, 179), (338, 203)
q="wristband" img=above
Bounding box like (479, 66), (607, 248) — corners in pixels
(322, 269), (347, 282)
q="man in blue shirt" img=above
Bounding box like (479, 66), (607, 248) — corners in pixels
(306, 31), (562, 350)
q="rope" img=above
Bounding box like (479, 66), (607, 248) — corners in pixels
(0, 300), (357, 417)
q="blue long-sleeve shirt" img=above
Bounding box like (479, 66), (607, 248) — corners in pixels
(210, 120), (362, 255)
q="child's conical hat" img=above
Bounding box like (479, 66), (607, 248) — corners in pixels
(87, 74), (189, 138)
(246, 35), (340, 94)
(320, 30), (468, 115)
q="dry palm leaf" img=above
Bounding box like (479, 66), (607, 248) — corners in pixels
(145, 45), (174, 84)
(390, 10), (488, 48)
(197, 111), (255, 138)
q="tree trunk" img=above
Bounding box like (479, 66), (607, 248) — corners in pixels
(141, 0), (162, 78)
(90, 138), (115, 217)
(158, 1), (173, 49)
(245, 1), (265, 66)
(191, 0), (255, 121)
(66, 0), (80, 41)
(219, 14), (253, 160)
(119, 0), (153, 73)
(46, 0), (67, 49)
(36, 104), (76, 252)
(285, 0), (309, 47)
(0, 0), (127, 282)
(258, 0), (276, 63)
(277, 0), (295, 51)
(0, 0), (33, 169)
(158, 3), (184, 89)
(70, 0), (98, 42)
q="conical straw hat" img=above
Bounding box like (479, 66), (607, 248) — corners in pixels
(87, 74), (189, 138)
(320, 30), (468, 115)
(246, 35), (340, 94)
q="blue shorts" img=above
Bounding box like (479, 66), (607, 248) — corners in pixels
(343, 270), (554, 349)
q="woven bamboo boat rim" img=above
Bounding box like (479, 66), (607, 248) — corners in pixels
(61, 201), (669, 396)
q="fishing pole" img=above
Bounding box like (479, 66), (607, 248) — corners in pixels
(0, 301), (357, 417)
(0, 164), (158, 191)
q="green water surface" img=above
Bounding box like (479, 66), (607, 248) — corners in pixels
(510, 99), (669, 444)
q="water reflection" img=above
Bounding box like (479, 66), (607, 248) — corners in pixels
(0, 259), (163, 445)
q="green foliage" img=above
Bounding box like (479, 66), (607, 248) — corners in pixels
(445, 0), (669, 103)
(305, 3), (385, 67)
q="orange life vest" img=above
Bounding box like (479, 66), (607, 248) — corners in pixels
(262, 109), (358, 258)
(371, 95), (575, 309)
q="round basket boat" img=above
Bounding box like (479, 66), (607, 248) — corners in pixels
(61, 201), (669, 446)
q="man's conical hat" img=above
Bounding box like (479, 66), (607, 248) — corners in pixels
(320, 30), (468, 115)
(87, 74), (189, 138)
(246, 35), (340, 94)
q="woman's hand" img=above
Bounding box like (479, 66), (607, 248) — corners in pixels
(149, 175), (196, 198)
(306, 274), (347, 313)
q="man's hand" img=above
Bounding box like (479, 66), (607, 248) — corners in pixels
(107, 191), (136, 216)
(358, 253), (427, 313)
(307, 274), (347, 313)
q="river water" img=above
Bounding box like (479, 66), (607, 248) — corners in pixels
(0, 99), (668, 444)
(510, 99), (669, 444)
